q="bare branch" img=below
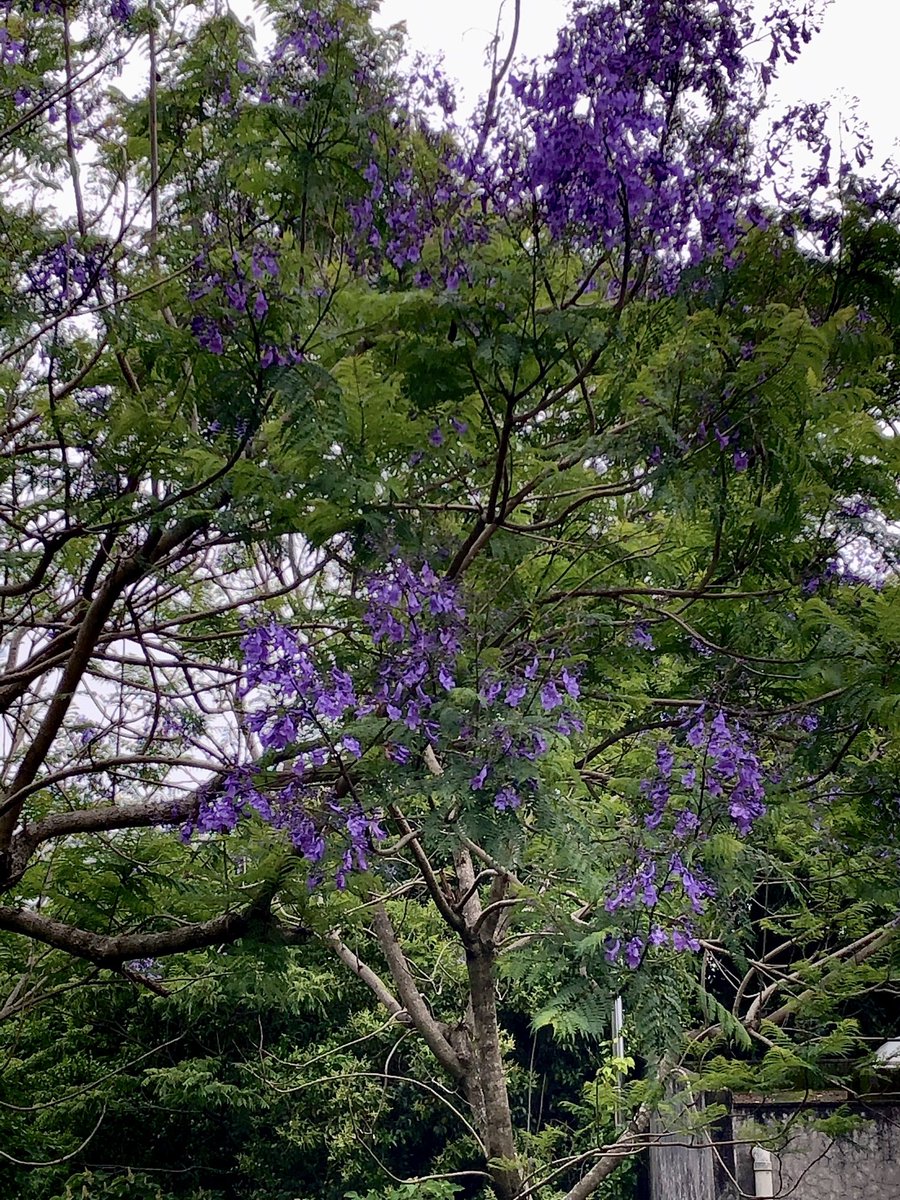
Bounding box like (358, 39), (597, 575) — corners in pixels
(370, 901), (466, 1081)
(325, 930), (408, 1021)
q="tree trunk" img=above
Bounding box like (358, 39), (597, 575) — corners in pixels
(465, 939), (523, 1200)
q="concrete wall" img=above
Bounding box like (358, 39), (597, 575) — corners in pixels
(648, 1126), (716, 1200)
(648, 1096), (900, 1200)
(732, 1105), (900, 1200)
(647, 1092), (726, 1200)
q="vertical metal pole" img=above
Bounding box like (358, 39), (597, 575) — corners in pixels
(612, 994), (625, 1128)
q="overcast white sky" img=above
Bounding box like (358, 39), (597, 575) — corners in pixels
(372, 0), (900, 164)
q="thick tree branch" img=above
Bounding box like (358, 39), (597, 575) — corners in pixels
(386, 805), (463, 932)
(0, 871), (302, 968)
(3, 794), (198, 889)
(558, 1108), (653, 1200)
(370, 901), (466, 1081)
(752, 922), (898, 1030)
(325, 930), (408, 1022)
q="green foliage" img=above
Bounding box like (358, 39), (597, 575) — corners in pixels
(2, 4), (900, 1200)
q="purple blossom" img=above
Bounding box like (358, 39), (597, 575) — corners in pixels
(224, 282), (247, 312)
(631, 624), (654, 650)
(0, 28), (25, 63)
(560, 667), (581, 699)
(643, 778), (670, 830)
(494, 786), (521, 812)
(191, 316), (224, 355)
(625, 936), (645, 969)
(540, 679), (563, 711)
(470, 763), (490, 790)
(340, 736), (362, 760)
(428, 427), (444, 447)
(656, 742), (674, 778)
(556, 710), (584, 735)
(685, 719), (706, 748)
(252, 247), (279, 279)
(494, 0), (784, 280)
(670, 854), (715, 914)
(733, 448), (750, 471)
(672, 925), (701, 953)
(604, 936), (622, 964)
(607, 856), (657, 911)
(519, 729), (549, 761)
(673, 809), (700, 839)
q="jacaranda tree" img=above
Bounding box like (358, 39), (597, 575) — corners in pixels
(1, 0), (899, 1195)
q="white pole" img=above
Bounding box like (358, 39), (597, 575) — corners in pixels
(611, 995), (625, 1128)
(612, 995), (625, 1061)
(751, 1146), (775, 1198)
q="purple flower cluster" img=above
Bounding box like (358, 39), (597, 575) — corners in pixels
(350, 160), (427, 272)
(25, 239), (106, 312)
(606, 850), (660, 913)
(190, 315), (225, 355)
(187, 244), (288, 362)
(681, 710), (767, 835)
(271, 6), (343, 74)
(357, 561), (577, 809)
(182, 556), (591, 882)
(601, 708), (771, 963)
(605, 844), (714, 917)
(334, 0), (840, 296)
(631, 623), (654, 650)
(241, 622), (357, 752)
(361, 559), (466, 737)
(0, 26), (25, 65)
(497, 0), (763, 275)
(359, 563), (585, 815)
(182, 767), (383, 890)
(347, 140), (481, 285)
(604, 919), (700, 969)
(182, 563), (466, 881)
(466, 651), (583, 807)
